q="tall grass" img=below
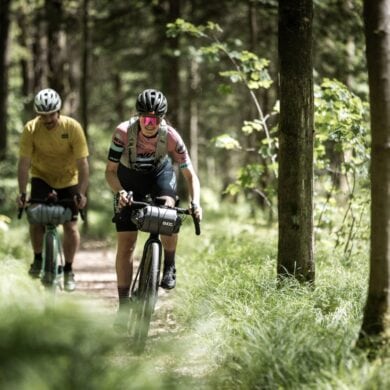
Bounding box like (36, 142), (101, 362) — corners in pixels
(1, 201), (389, 389)
(166, 209), (389, 389)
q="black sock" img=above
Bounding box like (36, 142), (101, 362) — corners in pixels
(34, 253), (42, 263)
(64, 262), (72, 272)
(163, 250), (176, 271)
(118, 286), (130, 306)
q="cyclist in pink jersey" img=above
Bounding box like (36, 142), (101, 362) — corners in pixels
(105, 89), (202, 329)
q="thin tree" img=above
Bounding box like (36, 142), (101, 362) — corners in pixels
(80, 0), (90, 231)
(0, 0), (11, 161)
(45, 0), (65, 97)
(277, 0), (315, 283)
(359, 0), (390, 344)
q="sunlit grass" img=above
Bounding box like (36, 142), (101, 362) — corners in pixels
(0, 200), (389, 389)
(165, 207), (388, 389)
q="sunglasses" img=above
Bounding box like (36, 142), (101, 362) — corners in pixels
(140, 115), (161, 127)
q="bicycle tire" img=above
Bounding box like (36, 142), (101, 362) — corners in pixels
(41, 230), (59, 290)
(131, 241), (161, 353)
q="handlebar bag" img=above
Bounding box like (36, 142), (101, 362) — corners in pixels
(131, 206), (182, 235)
(27, 204), (72, 225)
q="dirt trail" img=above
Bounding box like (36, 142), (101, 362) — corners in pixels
(72, 245), (117, 311)
(72, 243), (176, 335)
(71, 243), (212, 380)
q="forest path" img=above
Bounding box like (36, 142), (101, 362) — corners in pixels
(69, 243), (213, 383)
(72, 243), (177, 336)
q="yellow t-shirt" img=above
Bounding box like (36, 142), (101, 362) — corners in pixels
(19, 115), (89, 188)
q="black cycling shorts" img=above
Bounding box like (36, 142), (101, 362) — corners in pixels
(30, 177), (80, 221)
(114, 161), (177, 232)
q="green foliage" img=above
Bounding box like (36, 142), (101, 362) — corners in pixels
(213, 134), (241, 150)
(314, 78), (370, 261)
(315, 78), (370, 172)
(225, 164), (264, 196)
(167, 19), (273, 93)
(167, 18), (223, 39)
(0, 201), (387, 389)
(0, 217), (30, 261)
(171, 206), (388, 389)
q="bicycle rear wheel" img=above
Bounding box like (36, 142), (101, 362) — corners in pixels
(41, 230), (60, 291)
(130, 241), (161, 353)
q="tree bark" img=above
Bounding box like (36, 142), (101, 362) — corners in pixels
(45, 0), (65, 97)
(360, 0), (390, 341)
(32, 6), (47, 92)
(277, 0), (315, 283)
(160, 0), (181, 128)
(81, 0), (89, 136)
(189, 58), (199, 172)
(0, 0), (11, 161)
(80, 0), (90, 232)
(15, 5), (34, 120)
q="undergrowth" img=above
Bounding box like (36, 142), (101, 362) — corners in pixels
(0, 202), (389, 389)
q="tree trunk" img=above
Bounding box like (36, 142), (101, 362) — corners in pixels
(359, 0), (390, 342)
(80, 0), (90, 232)
(161, 0), (181, 128)
(189, 58), (199, 173)
(277, 0), (315, 283)
(16, 5), (34, 121)
(80, 0), (89, 136)
(45, 0), (65, 97)
(32, 7), (47, 91)
(0, 0), (11, 161)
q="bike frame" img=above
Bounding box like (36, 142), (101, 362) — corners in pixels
(18, 193), (82, 292)
(123, 194), (201, 354)
(41, 223), (64, 290)
(129, 234), (162, 353)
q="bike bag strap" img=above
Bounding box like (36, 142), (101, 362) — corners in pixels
(131, 206), (182, 235)
(26, 204), (73, 225)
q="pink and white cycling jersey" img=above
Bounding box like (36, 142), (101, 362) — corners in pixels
(108, 118), (192, 171)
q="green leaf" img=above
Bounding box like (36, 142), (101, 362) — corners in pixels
(214, 134), (242, 150)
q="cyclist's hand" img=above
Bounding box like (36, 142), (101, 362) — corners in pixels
(16, 192), (27, 208)
(74, 193), (87, 209)
(118, 190), (132, 208)
(190, 202), (202, 221)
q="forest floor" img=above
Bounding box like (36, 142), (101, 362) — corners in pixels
(72, 241), (177, 341)
(70, 241), (213, 383)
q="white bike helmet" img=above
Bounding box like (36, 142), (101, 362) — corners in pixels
(34, 88), (62, 114)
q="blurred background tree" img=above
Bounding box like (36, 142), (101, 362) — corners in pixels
(1, 0), (368, 253)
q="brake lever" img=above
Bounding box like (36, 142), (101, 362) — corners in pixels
(190, 201), (201, 236)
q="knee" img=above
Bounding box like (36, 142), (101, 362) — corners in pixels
(117, 240), (137, 258)
(63, 222), (79, 237)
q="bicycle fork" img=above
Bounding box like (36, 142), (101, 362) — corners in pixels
(41, 225), (64, 288)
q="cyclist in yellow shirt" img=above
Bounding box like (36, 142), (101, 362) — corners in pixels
(17, 88), (89, 291)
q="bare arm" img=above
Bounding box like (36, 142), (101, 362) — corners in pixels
(18, 156), (31, 193)
(181, 166), (202, 220)
(77, 157), (89, 195)
(17, 156), (31, 206)
(105, 160), (129, 207)
(76, 157), (89, 208)
(105, 160), (124, 193)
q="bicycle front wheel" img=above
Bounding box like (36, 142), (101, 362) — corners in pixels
(42, 230), (59, 290)
(131, 241), (161, 353)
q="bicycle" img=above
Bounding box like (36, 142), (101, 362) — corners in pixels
(18, 191), (83, 292)
(118, 193), (201, 354)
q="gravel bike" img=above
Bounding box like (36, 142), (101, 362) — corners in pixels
(18, 191), (83, 292)
(119, 193), (201, 354)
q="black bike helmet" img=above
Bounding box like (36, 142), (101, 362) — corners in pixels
(136, 89), (168, 117)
